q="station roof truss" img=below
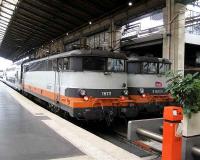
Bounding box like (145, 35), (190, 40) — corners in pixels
(0, 0), (18, 45)
(1, 0), (145, 60)
(0, 0), (169, 60)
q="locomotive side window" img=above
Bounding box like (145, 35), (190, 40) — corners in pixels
(39, 61), (47, 71)
(69, 57), (82, 71)
(63, 58), (69, 70)
(143, 62), (148, 73)
(24, 65), (29, 72)
(58, 59), (63, 71)
(47, 60), (53, 71)
(30, 62), (37, 71)
(28, 60), (47, 71)
(127, 62), (140, 74)
(83, 57), (105, 71)
(52, 59), (57, 71)
(107, 58), (125, 72)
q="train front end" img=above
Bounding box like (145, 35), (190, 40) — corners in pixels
(127, 56), (174, 113)
(59, 50), (134, 122)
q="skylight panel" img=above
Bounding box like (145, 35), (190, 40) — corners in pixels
(1, 7), (13, 15)
(1, 12), (11, 19)
(0, 0), (19, 44)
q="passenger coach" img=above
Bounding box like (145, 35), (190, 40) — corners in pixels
(4, 62), (22, 91)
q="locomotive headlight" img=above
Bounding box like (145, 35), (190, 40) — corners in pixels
(139, 88), (144, 94)
(123, 89), (129, 96)
(83, 96), (89, 101)
(79, 89), (86, 96)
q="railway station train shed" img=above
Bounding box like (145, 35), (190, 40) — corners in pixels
(0, 0), (200, 160)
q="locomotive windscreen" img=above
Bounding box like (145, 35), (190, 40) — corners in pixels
(128, 61), (170, 74)
(83, 57), (105, 71)
(107, 58), (125, 72)
(82, 57), (125, 72)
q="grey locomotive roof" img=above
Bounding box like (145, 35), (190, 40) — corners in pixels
(127, 56), (171, 63)
(24, 49), (127, 65)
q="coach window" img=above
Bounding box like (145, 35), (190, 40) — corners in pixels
(63, 58), (69, 70)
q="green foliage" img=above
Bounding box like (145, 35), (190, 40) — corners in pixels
(166, 72), (200, 118)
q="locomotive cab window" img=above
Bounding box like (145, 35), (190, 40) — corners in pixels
(159, 63), (171, 74)
(128, 61), (171, 74)
(142, 62), (157, 74)
(107, 58), (125, 72)
(83, 57), (105, 71)
(127, 62), (140, 74)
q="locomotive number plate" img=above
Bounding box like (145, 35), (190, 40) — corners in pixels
(152, 89), (164, 94)
(101, 91), (112, 96)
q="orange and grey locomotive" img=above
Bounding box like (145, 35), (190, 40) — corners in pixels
(127, 56), (173, 113)
(21, 50), (134, 121)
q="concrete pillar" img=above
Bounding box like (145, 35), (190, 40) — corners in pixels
(163, 2), (200, 159)
(108, 20), (122, 52)
(163, 0), (186, 72)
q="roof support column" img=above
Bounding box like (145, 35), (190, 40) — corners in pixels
(163, 0), (186, 72)
(108, 20), (122, 52)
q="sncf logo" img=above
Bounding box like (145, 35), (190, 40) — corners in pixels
(155, 81), (163, 88)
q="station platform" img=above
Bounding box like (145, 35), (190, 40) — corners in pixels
(0, 81), (152, 160)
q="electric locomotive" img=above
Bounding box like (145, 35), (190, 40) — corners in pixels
(22, 49), (135, 122)
(127, 56), (173, 113)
